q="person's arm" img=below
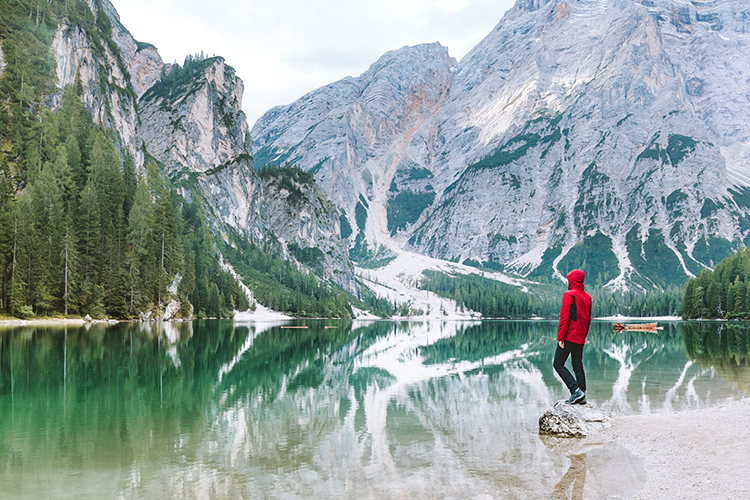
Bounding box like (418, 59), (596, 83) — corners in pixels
(557, 292), (572, 348)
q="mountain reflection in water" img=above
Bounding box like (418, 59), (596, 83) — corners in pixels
(0, 320), (748, 499)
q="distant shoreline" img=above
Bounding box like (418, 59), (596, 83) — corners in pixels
(593, 315), (682, 321)
(0, 318), (90, 327)
(0, 315), (689, 327)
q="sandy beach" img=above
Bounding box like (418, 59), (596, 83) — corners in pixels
(601, 398), (750, 499)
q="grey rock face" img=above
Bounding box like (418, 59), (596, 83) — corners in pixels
(52, 21), (144, 168)
(0, 43), (6, 79)
(252, 43), (456, 253)
(539, 401), (612, 438)
(50, 0), (354, 292)
(138, 58), (354, 289)
(100, 0), (164, 98)
(252, 0), (750, 289)
(139, 58), (251, 180)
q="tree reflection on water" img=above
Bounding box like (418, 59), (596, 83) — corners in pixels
(0, 320), (748, 499)
(682, 322), (750, 391)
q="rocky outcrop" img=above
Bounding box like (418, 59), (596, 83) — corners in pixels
(99, 0), (163, 97)
(51, 7), (146, 168)
(0, 42), (6, 79)
(251, 0), (750, 290)
(539, 401), (612, 438)
(138, 57), (355, 289)
(139, 57), (250, 179)
(45, 0), (354, 293)
(252, 43), (456, 255)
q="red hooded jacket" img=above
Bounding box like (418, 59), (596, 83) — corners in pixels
(557, 269), (592, 344)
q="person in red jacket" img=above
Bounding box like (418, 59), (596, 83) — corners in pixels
(554, 269), (592, 404)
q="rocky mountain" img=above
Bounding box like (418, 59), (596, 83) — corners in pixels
(50, 0), (354, 291)
(138, 56), (352, 287)
(52, 0), (154, 168)
(252, 43), (457, 264)
(251, 0), (750, 291)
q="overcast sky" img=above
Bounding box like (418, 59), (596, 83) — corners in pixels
(115, 0), (517, 128)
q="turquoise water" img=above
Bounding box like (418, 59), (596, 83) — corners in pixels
(1, 320), (748, 499)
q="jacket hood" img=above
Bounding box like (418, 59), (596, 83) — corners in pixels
(567, 269), (585, 290)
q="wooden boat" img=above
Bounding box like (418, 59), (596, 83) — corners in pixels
(613, 322), (663, 332)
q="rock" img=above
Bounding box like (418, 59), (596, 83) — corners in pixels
(539, 401), (612, 438)
(49, 0), (355, 296)
(98, 0), (163, 98)
(251, 43), (455, 263)
(138, 57), (355, 291)
(163, 298), (181, 321)
(251, 0), (750, 289)
(84, 314), (92, 322)
(51, 23), (144, 169)
(0, 43), (6, 79)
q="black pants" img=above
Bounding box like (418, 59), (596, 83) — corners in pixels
(553, 341), (586, 394)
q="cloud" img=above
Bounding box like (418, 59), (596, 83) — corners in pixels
(114, 0), (516, 126)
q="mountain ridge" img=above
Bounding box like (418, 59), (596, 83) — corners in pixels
(251, 0), (750, 291)
(0, 0), (361, 320)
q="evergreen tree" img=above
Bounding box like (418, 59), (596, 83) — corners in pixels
(122, 152), (137, 219)
(734, 278), (746, 317)
(78, 180), (102, 284)
(726, 281), (736, 314)
(125, 180), (154, 314)
(60, 223), (79, 316)
(65, 133), (85, 190)
(147, 162), (180, 307)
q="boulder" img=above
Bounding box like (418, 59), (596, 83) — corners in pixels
(539, 401), (612, 438)
(84, 314), (92, 322)
(163, 298), (184, 321)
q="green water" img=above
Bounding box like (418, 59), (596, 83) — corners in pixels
(1, 320), (748, 499)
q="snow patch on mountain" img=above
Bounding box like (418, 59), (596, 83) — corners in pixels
(357, 248), (530, 319)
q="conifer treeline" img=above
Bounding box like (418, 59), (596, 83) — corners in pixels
(0, 88), (246, 318)
(419, 270), (683, 319)
(681, 247), (750, 319)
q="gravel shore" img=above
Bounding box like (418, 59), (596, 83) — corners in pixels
(602, 398), (750, 499)
(0, 318), (88, 326)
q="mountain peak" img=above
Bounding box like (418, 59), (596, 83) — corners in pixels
(512, 0), (555, 13)
(251, 0), (750, 289)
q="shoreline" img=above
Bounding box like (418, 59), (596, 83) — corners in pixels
(593, 314), (682, 321)
(599, 398), (750, 499)
(0, 315), (689, 327)
(0, 318), (90, 326)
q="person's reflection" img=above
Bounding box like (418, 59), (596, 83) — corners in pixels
(553, 453), (586, 499)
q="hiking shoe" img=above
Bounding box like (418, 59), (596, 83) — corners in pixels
(565, 388), (585, 404)
(575, 396), (587, 405)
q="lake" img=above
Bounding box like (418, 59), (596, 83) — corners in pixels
(1, 320), (748, 499)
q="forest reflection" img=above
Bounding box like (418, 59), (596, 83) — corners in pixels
(2, 321), (749, 432)
(682, 322), (750, 391)
(0, 320), (748, 499)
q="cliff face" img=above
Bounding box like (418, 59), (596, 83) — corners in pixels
(251, 0), (750, 289)
(138, 57), (251, 182)
(99, 0), (163, 98)
(138, 57), (353, 289)
(52, 20), (144, 167)
(49, 0), (354, 291)
(252, 43), (456, 258)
